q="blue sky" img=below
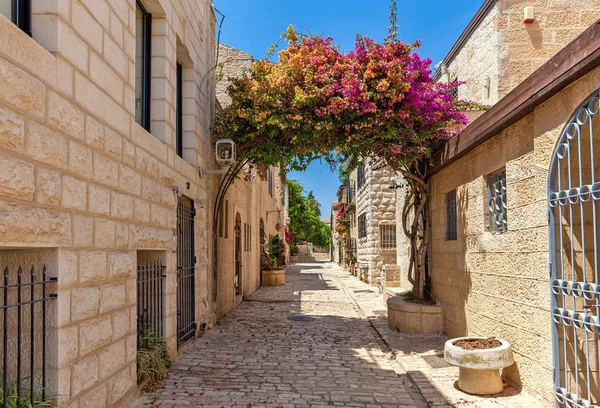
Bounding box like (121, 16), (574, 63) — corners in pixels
(214, 0), (484, 216)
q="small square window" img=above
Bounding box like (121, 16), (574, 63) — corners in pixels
(446, 190), (457, 240)
(487, 169), (507, 234)
(379, 224), (396, 249)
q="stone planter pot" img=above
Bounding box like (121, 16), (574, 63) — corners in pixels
(261, 269), (285, 286)
(387, 297), (443, 334)
(444, 337), (514, 395)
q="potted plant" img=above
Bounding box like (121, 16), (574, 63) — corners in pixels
(387, 277), (444, 334)
(261, 236), (285, 286)
(444, 337), (514, 395)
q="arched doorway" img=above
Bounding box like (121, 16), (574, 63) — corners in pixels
(235, 213), (242, 296)
(549, 89), (600, 406)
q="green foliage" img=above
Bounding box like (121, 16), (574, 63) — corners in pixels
(0, 379), (55, 408)
(137, 330), (171, 391)
(287, 179), (331, 249)
(261, 235), (285, 270)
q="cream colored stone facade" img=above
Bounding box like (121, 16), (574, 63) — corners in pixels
(0, 2), (281, 407)
(440, 0), (600, 105)
(213, 44), (285, 317)
(429, 63), (600, 405)
(354, 161), (397, 285)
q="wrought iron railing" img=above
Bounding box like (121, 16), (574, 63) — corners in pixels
(1, 265), (56, 406)
(137, 258), (166, 348)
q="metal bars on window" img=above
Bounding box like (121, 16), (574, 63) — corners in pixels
(177, 197), (196, 349)
(259, 218), (265, 245)
(379, 224), (397, 250)
(446, 190), (458, 240)
(358, 213), (367, 239)
(549, 89), (600, 407)
(346, 238), (356, 259)
(1, 264), (56, 406)
(487, 169), (507, 234)
(137, 258), (165, 348)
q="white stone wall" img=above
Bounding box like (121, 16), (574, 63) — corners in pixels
(355, 160), (397, 285)
(0, 1), (217, 406)
(444, 5), (501, 106)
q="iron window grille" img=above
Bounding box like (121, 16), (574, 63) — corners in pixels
(135, 0), (152, 131)
(487, 169), (507, 233)
(137, 258), (165, 348)
(1, 0), (30, 35)
(175, 61), (183, 157)
(446, 190), (458, 240)
(358, 213), (367, 239)
(1, 264), (57, 406)
(357, 165), (366, 190)
(379, 224), (397, 249)
(177, 197), (196, 349)
(450, 77), (459, 100)
(346, 238), (357, 259)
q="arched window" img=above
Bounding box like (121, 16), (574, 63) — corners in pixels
(259, 218), (265, 244)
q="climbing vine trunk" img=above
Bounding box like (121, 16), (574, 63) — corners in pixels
(211, 159), (249, 302)
(400, 160), (429, 299)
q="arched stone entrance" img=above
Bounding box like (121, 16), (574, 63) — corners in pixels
(549, 89), (600, 406)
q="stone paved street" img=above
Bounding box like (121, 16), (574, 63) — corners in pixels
(132, 262), (542, 408)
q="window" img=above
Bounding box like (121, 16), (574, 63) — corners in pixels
(1, 0), (31, 35)
(450, 76), (459, 100)
(357, 165), (365, 190)
(259, 218), (265, 244)
(176, 61), (183, 157)
(268, 168), (273, 197)
(487, 169), (507, 234)
(379, 224), (396, 249)
(358, 213), (367, 239)
(446, 190), (457, 240)
(135, 1), (152, 131)
(218, 201), (224, 238)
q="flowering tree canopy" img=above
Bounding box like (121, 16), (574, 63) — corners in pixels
(213, 23), (475, 300)
(213, 29), (468, 172)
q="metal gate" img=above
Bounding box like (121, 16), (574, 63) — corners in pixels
(177, 197), (196, 349)
(235, 213), (241, 296)
(549, 89), (600, 407)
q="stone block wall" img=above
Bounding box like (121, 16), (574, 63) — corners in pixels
(0, 0), (218, 406)
(442, 1), (600, 106)
(429, 64), (600, 404)
(355, 161), (397, 285)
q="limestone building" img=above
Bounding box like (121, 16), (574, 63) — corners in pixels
(402, 1), (600, 405)
(0, 2), (282, 408)
(213, 43), (285, 317)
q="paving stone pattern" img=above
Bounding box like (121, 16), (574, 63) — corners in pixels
(132, 262), (542, 408)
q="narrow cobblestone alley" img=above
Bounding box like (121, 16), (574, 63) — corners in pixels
(133, 262), (427, 408)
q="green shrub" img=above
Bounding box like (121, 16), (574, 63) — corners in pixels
(137, 330), (171, 391)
